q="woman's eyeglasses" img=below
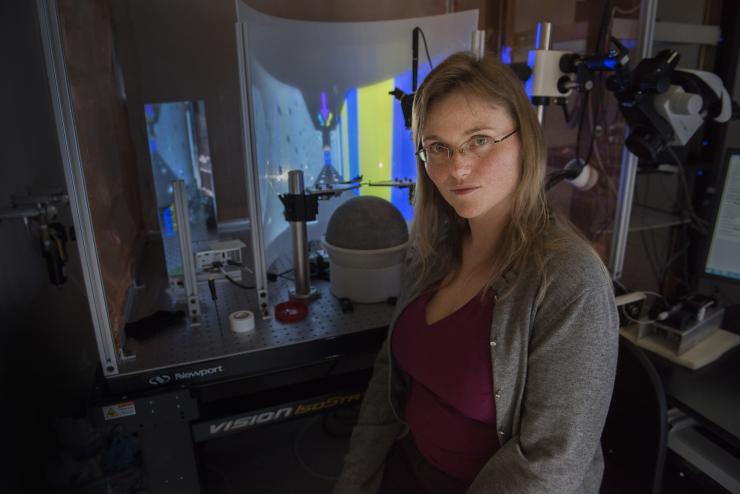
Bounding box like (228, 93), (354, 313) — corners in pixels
(417, 128), (518, 168)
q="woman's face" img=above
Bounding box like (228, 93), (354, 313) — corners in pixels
(421, 90), (521, 222)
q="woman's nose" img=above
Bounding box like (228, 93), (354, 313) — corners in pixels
(448, 151), (473, 179)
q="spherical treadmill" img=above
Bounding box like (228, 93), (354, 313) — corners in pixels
(322, 196), (409, 303)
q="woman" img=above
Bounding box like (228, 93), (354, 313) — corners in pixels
(335, 52), (618, 494)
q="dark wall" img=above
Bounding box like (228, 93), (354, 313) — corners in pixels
(0, 1), (99, 491)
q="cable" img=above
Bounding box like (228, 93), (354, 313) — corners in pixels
(639, 230), (663, 289)
(560, 101), (572, 124)
(578, 0), (613, 169)
(211, 261), (257, 290)
(665, 147), (710, 234)
(622, 308), (657, 326)
(226, 259), (253, 274)
(208, 277), (224, 335)
(574, 91), (590, 168)
(221, 270), (256, 290)
(622, 289), (664, 325)
(595, 0), (613, 53)
(584, 89), (600, 166)
(585, 90), (621, 234)
(415, 27), (434, 70)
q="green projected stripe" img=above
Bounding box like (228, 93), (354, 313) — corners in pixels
(357, 79), (393, 201)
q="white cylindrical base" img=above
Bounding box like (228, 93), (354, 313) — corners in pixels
(321, 237), (407, 303)
(328, 262), (403, 304)
(229, 310), (255, 333)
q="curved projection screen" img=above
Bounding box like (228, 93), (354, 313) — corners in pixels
(237, 3), (479, 268)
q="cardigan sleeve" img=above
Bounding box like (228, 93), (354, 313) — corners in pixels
(334, 337), (405, 494)
(469, 280), (619, 493)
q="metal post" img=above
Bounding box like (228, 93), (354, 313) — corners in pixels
(287, 171), (318, 301)
(535, 22), (552, 125)
(537, 21), (552, 50)
(471, 29), (486, 59)
(609, 0), (658, 279)
(173, 181), (201, 323)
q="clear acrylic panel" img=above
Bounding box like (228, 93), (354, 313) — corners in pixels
(144, 100), (217, 277)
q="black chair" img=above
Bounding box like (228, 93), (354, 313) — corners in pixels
(601, 336), (668, 494)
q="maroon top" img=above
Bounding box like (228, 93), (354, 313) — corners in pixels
(391, 290), (500, 483)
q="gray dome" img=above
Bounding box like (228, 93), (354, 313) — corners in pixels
(325, 196), (408, 250)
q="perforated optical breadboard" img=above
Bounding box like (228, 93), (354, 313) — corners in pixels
(117, 279), (394, 375)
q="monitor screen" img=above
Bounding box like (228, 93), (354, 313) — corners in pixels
(704, 150), (740, 281)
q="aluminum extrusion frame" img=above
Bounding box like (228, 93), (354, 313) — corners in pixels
(609, 0), (658, 280)
(36, 0), (120, 375)
(235, 20), (271, 319)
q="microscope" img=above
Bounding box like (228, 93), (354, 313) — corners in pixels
(529, 37), (732, 188)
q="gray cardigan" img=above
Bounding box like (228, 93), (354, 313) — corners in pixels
(335, 236), (619, 493)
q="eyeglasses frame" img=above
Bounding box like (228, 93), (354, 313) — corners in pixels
(416, 128), (519, 167)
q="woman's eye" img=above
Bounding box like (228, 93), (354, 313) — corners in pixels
(429, 143), (448, 155)
(472, 136), (489, 147)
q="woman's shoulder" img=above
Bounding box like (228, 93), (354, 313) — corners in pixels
(537, 223), (612, 292)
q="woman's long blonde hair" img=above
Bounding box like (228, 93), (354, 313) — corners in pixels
(409, 51), (575, 295)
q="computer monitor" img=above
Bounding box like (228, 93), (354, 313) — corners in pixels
(704, 148), (740, 282)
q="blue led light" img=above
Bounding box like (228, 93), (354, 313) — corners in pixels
(604, 58), (618, 70)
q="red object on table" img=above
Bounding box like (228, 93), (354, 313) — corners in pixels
(274, 300), (309, 323)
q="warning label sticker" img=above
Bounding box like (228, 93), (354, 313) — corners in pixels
(102, 401), (136, 421)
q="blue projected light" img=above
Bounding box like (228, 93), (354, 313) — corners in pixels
(388, 61), (435, 220)
(162, 207), (174, 237)
(525, 50), (537, 98)
(391, 69), (417, 220)
(501, 46), (512, 65)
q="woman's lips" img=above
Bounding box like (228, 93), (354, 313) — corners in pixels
(450, 186), (480, 196)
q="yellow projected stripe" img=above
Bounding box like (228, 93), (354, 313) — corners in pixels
(358, 79), (393, 201)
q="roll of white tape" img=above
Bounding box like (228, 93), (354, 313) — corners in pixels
(229, 310), (255, 333)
